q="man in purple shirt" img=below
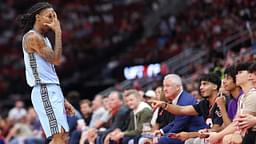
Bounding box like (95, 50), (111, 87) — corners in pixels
(216, 65), (242, 127)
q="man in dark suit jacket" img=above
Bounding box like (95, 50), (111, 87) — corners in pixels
(153, 74), (207, 144)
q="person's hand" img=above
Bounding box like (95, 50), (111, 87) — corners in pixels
(152, 137), (159, 144)
(153, 130), (163, 136)
(235, 113), (256, 130)
(110, 131), (123, 142)
(108, 130), (117, 138)
(64, 100), (75, 116)
(43, 11), (61, 33)
(199, 133), (210, 139)
(79, 131), (88, 144)
(198, 128), (211, 139)
(111, 128), (121, 135)
(222, 133), (242, 144)
(87, 128), (97, 137)
(148, 100), (165, 110)
(87, 128), (97, 143)
(108, 129), (122, 142)
(77, 119), (87, 130)
(104, 134), (111, 144)
(198, 128), (209, 134)
(215, 96), (225, 109)
(206, 132), (222, 144)
(175, 132), (189, 141)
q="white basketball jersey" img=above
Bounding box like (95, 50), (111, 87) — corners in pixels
(22, 30), (60, 87)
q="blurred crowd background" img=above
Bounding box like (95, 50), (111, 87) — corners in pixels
(0, 0), (256, 143)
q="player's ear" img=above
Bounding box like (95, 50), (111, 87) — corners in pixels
(35, 14), (40, 21)
(52, 11), (57, 18)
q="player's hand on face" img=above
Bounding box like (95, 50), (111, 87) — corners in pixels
(44, 11), (61, 33)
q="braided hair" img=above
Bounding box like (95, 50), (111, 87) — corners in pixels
(16, 2), (52, 33)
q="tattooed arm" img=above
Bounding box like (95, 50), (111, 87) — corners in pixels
(24, 32), (61, 65)
(24, 11), (62, 65)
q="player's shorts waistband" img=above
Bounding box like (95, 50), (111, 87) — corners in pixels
(33, 83), (60, 87)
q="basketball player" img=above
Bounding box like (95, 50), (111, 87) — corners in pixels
(17, 2), (75, 144)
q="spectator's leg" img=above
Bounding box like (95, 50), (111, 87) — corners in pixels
(138, 137), (152, 144)
(69, 130), (81, 144)
(158, 136), (183, 144)
(96, 132), (106, 144)
(122, 136), (133, 144)
(25, 137), (45, 144)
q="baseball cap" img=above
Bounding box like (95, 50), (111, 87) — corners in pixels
(144, 90), (156, 98)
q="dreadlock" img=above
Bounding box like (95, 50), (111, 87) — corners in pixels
(16, 2), (52, 33)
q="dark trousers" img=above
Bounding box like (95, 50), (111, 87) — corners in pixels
(242, 130), (256, 144)
(109, 136), (140, 144)
(69, 130), (81, 144)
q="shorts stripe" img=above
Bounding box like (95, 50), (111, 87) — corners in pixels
(29, 53), (59, 135)
(40, 84), (59, 135)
